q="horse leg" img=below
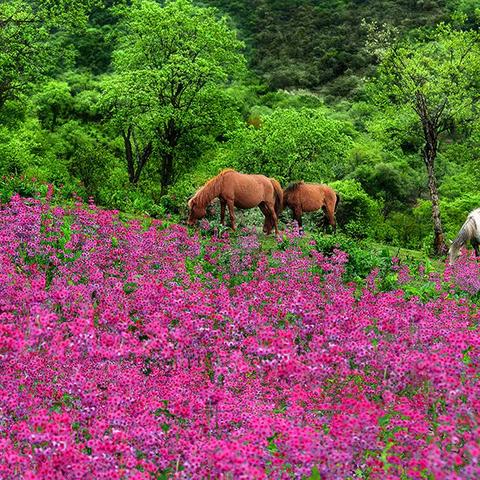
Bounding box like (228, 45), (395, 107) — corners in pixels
(227, 200), (236, 230)
(220, 199), (226, 225)
(259, 203), (272, 234)
(326, 204), (337, 234)
(321, 206), (328, 232)
(473, 239), (480, 258)
(293, 207), (303, 233)
(266, 202), (279, 236)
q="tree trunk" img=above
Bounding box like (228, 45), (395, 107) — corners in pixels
(160, 151), (174, 197)
(122, 127), (135, 184)
(122, 127), (152, 185)
(422, 126), (446, 256)
(424, 152), (446, 255)
(416, 92), (447, 256)
(134, 141), (153, 184)
(159, 119), (180, 196)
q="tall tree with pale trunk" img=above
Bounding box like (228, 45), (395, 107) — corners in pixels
(368, 21), (480, 255)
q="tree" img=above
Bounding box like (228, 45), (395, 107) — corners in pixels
(103, 0), (245, 193)
(230, 107), (353, 184)
(101, 84), (155, 185)
(369, 22), (480, 255)
(0, 0), (96, 112)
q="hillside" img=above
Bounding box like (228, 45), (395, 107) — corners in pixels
(2, 2), (480, 478)
(205, 0), (454, 94)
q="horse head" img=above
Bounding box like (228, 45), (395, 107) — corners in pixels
(187, 197), (207, 226)
(448, 241), (462, 265)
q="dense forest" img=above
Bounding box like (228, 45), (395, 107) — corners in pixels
(1, 0), (480, 253)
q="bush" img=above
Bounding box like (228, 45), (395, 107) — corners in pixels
(0, 175), (86, 205)
(229, 107), (354, 184)
(309, 233), (391, 282)
(330, 179), (384, 239)
(96, 171), (166, 218)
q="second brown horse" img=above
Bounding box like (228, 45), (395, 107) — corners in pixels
(281, 181), (340, 232)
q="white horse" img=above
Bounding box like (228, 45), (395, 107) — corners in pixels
(449, 208), (480, 265)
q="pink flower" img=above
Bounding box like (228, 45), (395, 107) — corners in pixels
(1, 193), (480, 478)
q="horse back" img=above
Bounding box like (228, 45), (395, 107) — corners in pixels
(298, 183), (331, 212)
(222, 171), (274, 207)
(468, 209), (480, 240)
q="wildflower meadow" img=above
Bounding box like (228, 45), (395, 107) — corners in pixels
(1, 192), (480, 479)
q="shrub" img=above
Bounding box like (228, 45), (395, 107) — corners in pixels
(331, 179), (384, 239)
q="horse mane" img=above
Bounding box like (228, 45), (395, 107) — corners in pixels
(189, 169), (236, 208)
(284, 181), (305, 194)
(454, 210), (479, 245)
(452, 221), (471, 248)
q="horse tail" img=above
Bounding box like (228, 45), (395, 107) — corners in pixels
(334, 192), (340, 212)
(271, 178), (283, 216)
(282, 188), (289, 210)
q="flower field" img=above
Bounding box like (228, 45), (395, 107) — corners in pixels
(1, 194), (480, 479)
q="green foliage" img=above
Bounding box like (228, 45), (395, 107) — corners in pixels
(309, 233), (392, 283)
(102, 0), (245, 189)
(331, 179), (384, 239)
(206, 0), (452, 93)
(0, 1), (50, 108)
(0, 0), (97, 110)
(100, 182), (167, 219)
(372, 23), (480, 129)
(351, 160), (423, 216)
(0, 176), (48, 203)
(0, 116), (41, 177)
(32, 81), (73, 131)
(230, 108), (353, 184)
(384, 210), (431, 249)
(0, 175), (85, 205)
(368, 21), (480, 253)
(439, 194), (480, 240)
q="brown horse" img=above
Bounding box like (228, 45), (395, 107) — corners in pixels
(187, 169), (283, 235)
(282, 181), (340, 232)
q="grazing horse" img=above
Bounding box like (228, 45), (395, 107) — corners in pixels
(448, 208), (480, 265)
(187, 169), (283, 235)
(283, 181), (339, 232)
